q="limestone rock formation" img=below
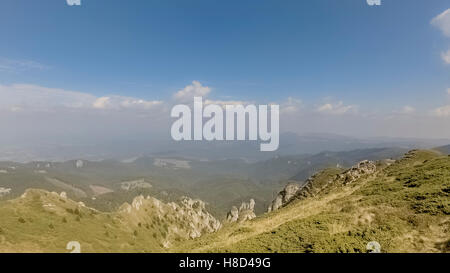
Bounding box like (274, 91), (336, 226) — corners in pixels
(226, 199), (256, 223)
(226, 206), (239, 222)
(119, 194), (221, 244)
(267, 183), (300, 212)
(337, 160), (376, 185)
(170, 196), (222, 237)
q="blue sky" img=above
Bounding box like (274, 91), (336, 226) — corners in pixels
(0, 0), (448, 104)
(0, 0), (450, 144)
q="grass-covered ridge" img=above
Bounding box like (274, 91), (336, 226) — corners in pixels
(172, 150), (449, 253)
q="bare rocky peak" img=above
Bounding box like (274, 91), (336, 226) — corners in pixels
(170, 196), (222, 237)
(268, 160), (378, 212)
(120, 194), (221, 242)
(226, 199), (256, 223)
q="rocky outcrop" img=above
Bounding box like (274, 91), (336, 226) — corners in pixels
(226, 199), (256, 223)
(268, 160), (377, 212)
(267, 183), (300, 212)
(170, 196), (221, 237)
(119, 194), (221, 244)
(337, 160), (376, 185)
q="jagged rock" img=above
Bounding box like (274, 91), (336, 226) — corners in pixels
(132, 195), (144, 210)
(338, 160), (376, 185)
(267, 183), (300, 212)
(226, 206), (239, 222)
(119, 194), (221, 242)
(60, 192), (67, 198)
(173, 196), (222, 237)
(268, 160), (377, 212)
(226, 199), (256, 223)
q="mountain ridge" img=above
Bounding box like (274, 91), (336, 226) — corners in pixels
(0, 149), (448, 252)
(171, 149), (450, 253)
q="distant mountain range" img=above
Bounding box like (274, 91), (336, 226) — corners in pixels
(1, 132), (449, 162)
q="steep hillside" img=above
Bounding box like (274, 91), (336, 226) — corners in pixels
(172, 150), (450, 253)
(0, 190), (220, 252)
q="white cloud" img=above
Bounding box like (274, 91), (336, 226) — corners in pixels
(432, 104), (450, 117)
(399, 105), (416, 114)
(0, 84), (162, 112)
(316, 101), (358, 115)
(431, 9), (450, 37)
(173, 81), (211, 102)
(92, 96), (162, 110)
(279, 97), (302, 114)
(92, 97), (111, 109)
(428, 90), (450, 117)
(441, 49), (450, 64)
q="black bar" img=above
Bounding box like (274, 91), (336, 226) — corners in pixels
(1, 253), (447, 272)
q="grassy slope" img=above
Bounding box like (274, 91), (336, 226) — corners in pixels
(0, 190), (191, 253)
(172, 150), (450, 253)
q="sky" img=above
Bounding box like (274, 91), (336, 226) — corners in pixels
(0, 0), (450, 158)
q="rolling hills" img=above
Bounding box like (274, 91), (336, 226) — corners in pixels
(0, 149), (448, 253)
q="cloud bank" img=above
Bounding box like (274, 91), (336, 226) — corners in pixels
(0, 84), (163, 112)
